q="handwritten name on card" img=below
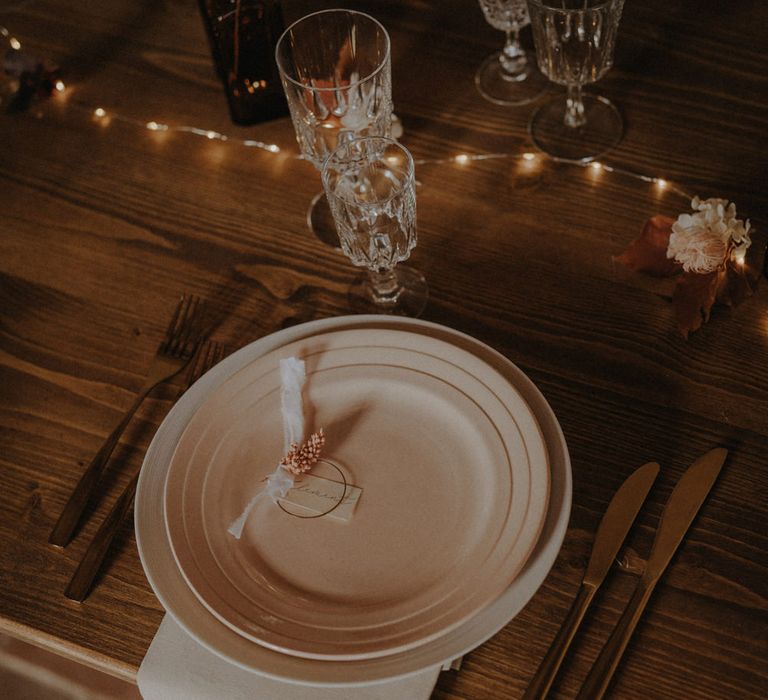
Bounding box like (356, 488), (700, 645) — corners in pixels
(279, 473), (362, 522)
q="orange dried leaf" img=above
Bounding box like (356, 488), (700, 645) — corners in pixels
(615, 215), (680, 277)
(672, 269), (725, 338)
(719, 259), (759, 307)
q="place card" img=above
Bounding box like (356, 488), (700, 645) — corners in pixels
(278, 473), (362, 522)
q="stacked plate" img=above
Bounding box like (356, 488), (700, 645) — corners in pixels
(135, 316), (571, 686)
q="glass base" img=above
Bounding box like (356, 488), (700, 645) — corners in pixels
(307, 191), (341, 248)
(347, 266), (428, 318)
(475, 52), (549, 106)
(528, 93), (623, 163)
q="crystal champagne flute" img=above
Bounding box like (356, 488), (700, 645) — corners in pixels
(321, 137), (428, 317)
(476, 0), (548, 105)
(275, 9), (392, 246)
(527, 0), (625, 162)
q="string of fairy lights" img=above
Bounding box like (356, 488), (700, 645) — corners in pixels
(2, 23), (691, 199)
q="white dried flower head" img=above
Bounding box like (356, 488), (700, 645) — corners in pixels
(667, 197), (751, 273)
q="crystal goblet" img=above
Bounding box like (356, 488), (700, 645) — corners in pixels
(275, 9), (393, 247)
(476, 0), (548, 106)
(321, 137), (428, 317)
(527, 0), (624, 162)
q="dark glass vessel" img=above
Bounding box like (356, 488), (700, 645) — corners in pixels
(198, 0), (289, 124)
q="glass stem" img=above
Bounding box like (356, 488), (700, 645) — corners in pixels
(499, 27), (528, 80)
(564, 83), (587, 129)
(366, 268), (402, 306)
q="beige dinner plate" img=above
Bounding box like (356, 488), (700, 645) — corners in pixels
(136, 315), (571, 685)
(164, 329), (549, 661)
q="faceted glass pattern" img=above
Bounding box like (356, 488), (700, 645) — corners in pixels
(276, 10), (393, 171)
(322, 138), (416, 272)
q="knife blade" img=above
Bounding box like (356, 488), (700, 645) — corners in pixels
(576, 447), (727, 700)
(523, 461), (659, 700)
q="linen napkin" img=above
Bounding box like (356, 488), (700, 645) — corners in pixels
(137, 616), (443, 700)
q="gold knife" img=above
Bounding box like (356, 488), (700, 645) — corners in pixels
(523, 461), (660, 700)
(576, 447), (727, 700)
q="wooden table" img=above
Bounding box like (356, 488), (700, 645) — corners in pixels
(1, 0), (766, 697)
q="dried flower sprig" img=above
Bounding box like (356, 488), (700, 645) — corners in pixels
(280, 429), (325, 475)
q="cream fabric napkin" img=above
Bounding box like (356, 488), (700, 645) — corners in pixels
(137, 616), (444, 700)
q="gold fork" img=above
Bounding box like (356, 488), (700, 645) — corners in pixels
(50, 294), (204, 548)
(64, 340), (227, 602)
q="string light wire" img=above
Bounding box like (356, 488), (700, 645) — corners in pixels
(2, 23), (689, 197)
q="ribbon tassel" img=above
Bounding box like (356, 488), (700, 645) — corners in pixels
(227, 357), (324, 539)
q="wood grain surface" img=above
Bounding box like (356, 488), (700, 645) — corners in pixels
(1, 1), (766, 698)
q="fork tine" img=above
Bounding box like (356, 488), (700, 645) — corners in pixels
(167, 294), (204, 359)
(188, 340), (207, 386)
(212, 342), (226, 366)
(169, 294), (198, 357)
(160, 294), (198, 356)
(185, 340), (225, 389)
(159, 295), (188, 356)
(205, 340), (223, 372)
(183, 296), (205, 357)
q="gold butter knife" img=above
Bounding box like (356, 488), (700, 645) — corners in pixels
(523, 461), (660, 700)
(576, 447), (727, 700)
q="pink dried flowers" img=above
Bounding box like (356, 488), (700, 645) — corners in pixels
(280, 429), (325, 475)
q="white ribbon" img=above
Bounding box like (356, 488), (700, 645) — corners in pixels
(227, 357), (306, 539)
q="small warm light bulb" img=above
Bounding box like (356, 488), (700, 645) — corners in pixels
(267, 144), (281, 153)
(10, 37), (21, 50)
(590, 161), (603, 171)
(206, 130), (217, 139)
(94, 107), (106, 118)
(656, 178), (668, 189)
(518, 151), (541, 175)
(146, 121), (160, 130)
(732, 248), (746, 266)
(455, 154), (469, 164)
(54, 80), (65, 92)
